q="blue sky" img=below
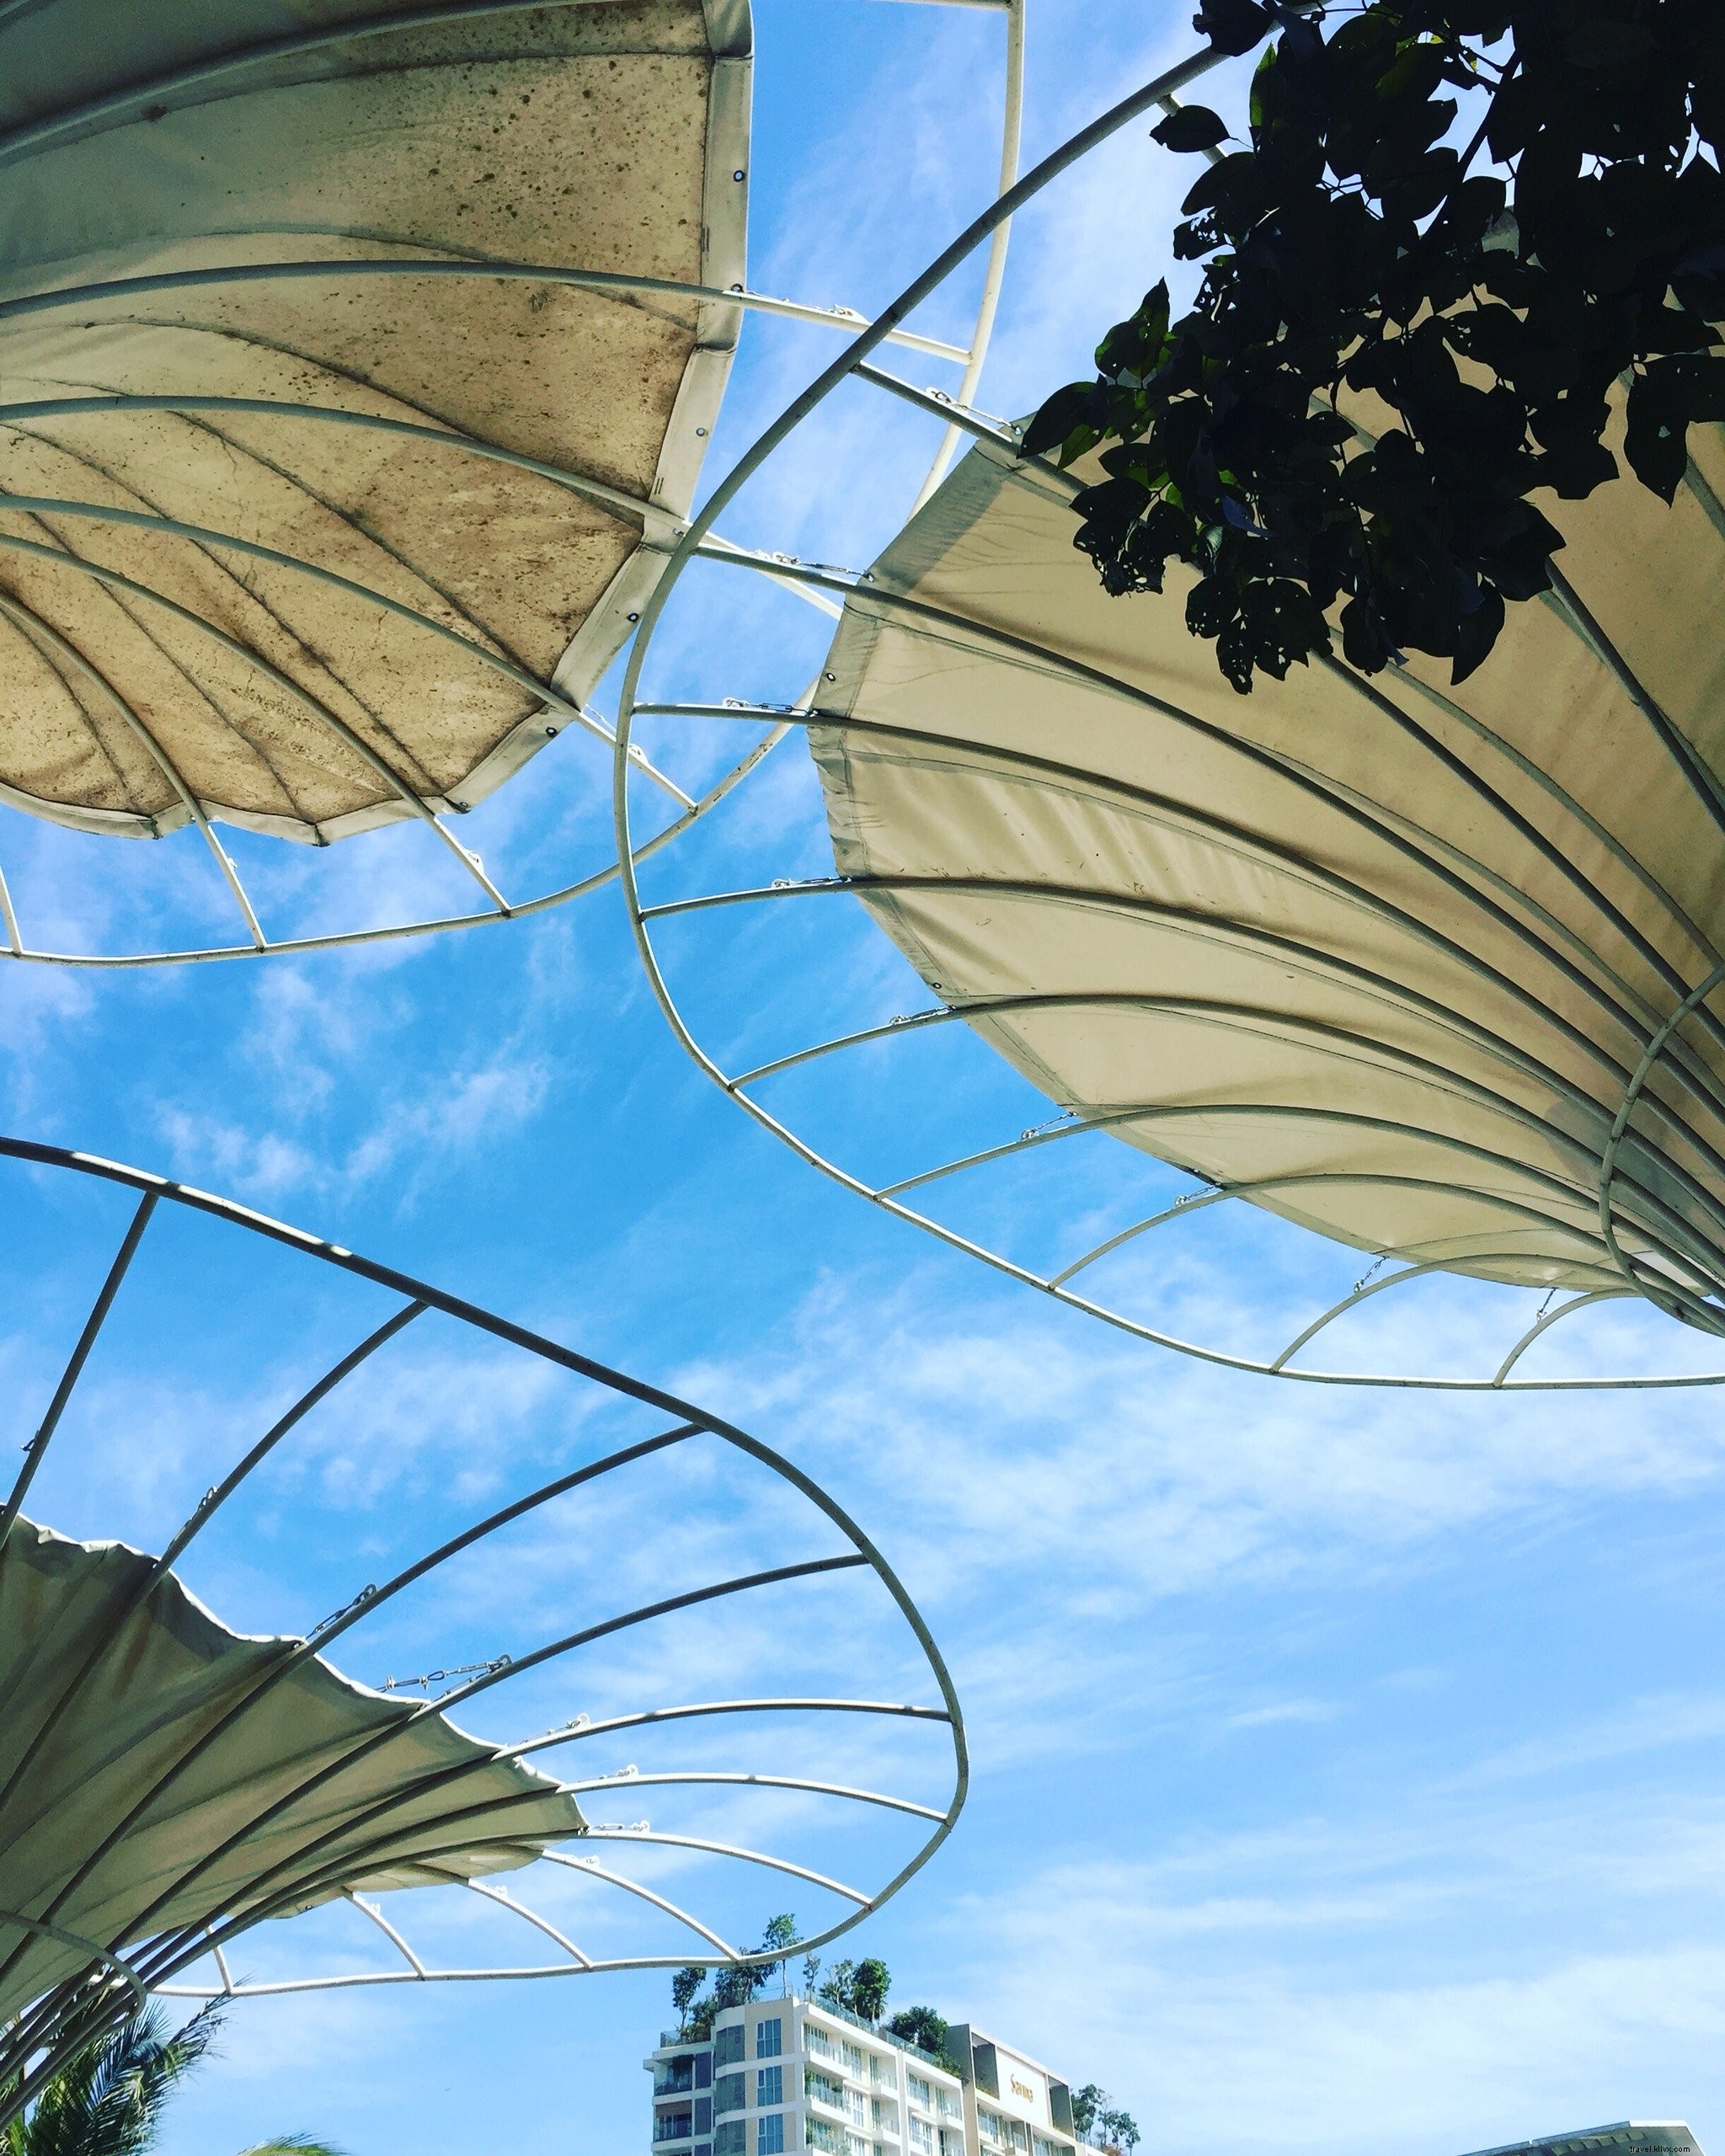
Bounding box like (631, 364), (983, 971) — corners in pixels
(8, 4), (1725, 2155)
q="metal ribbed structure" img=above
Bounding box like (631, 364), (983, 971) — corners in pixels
(0, 0), (747, 851)
(811, 411), (1725, 1333)
(0, 1515), (585, 2026)
(0, 1138), (964, 2124)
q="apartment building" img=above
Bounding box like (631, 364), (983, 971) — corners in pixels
(645, 1996), (1080, 2156)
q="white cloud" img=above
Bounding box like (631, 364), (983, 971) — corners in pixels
(680, 1265), (1725, 1603)
(147, 1039), (550, 1208)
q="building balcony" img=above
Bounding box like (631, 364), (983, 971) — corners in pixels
(800, 1999), (948, 2072)
(654, 2119), (695, 2143)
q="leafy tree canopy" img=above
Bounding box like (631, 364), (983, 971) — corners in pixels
(850, 1959), (892, 2024)
(1068, 2084), (1140, 2152)
(673, 1916), (804, 2031)
(1024, 0), (1725, 693)
(881, 2007), (960, 2072)
(1070, 2086), (1106, 2140)
(759, 1915), (800, 1956)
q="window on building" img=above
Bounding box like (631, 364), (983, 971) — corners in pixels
(978, 2115), (1001, 2145)
(715, 2124), (747, 2156)
(934, 2093), (959, 2121)
(715, 2075), (748, 2117)
(697, 2144), (713, 2156)
(906, 2077), (931, 2111)
(759, 2117), (785, 2156)
(757, 2020), (783, 2059)
(1033, 2137), (1056, 2156)
(909, 2121), (932, 2153)
(938, 2130), (962, 2156)
(805, 2027), (836, 2061)
(808, 2120), (846, 2156)
(1007, 2123), (1029, 2153)
(655, 2114), (694, 2143)
(869, 2057), (895, 2090)
(806, 2068), (845, 2111)
(841, 2044), (865, 2078)
(697, 2102), (713, 2135)
(716, 2028), (746, 2069)
(697, 2057), (713, 2089)
(759, 2068), (783, 2108)
(871, 2100), (899, 2136)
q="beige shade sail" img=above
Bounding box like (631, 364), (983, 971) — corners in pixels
(0, 1514), (585, 2028)
(809, 414), (1725, 1324)
(0, 0), (749, 843)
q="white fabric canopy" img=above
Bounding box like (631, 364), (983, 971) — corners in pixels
(1460, 2130), (1704, 2156)
(0, 1516), (585, 2027)
(810, 414), (1725, 1315)
(0, 0), (748, 841)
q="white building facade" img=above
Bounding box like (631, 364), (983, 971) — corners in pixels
(646, 1998), (1080, 2156)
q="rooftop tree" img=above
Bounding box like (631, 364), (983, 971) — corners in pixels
(1097, 2107), (1141, 2156)
(1071, 2086), (1106, 2142)
(882, 2008), (963, 2073)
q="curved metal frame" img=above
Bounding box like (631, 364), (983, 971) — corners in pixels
(604, 24), (1725, 1391)
(0, 1137), (966, 2122)
(0, 0), (1026, 967)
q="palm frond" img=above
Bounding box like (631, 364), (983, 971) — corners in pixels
(8, 2002), (226, 2156)
(234, 2138), (349, 2156)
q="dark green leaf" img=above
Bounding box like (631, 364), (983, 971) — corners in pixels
(1022, 381), (1105, 461)
(1152, 104), (1230, 152)
(1451, 584), (1505, 683)
(1192, 0), (1272, 60)
(1035, 0), (1724, 694)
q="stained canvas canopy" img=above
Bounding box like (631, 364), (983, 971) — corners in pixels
(810, 416), (1725, 1321)
(0, 1515), (585, 2027)
(0, 0), (748, 842)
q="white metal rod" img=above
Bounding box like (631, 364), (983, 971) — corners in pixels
(555, 1770), (946, 1822)
(0, 861), (22, 956)
(344, 1892), (426, 1977)
(462, 1878), (594, 1968)
(0, 492), (692, 812)
(541, 1852), (739, 1961)
(0, 591), (267, 947)
(911, 0), (1025, 510)
(581, 1828), (871, 1906)
(0, 261), (969, 365)
(0, 527), (511, 910)
(508, 1695), (950, 1760)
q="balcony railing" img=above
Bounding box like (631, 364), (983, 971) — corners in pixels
(654, 2120), (694, 2144)
(794, 1998), (952, 2072)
